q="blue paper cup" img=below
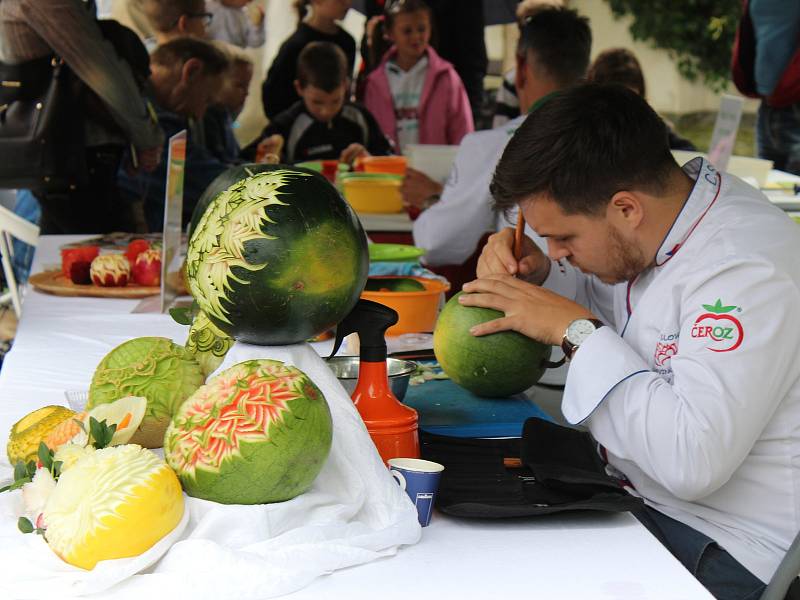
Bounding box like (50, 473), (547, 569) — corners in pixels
(388, 458), (445, 527)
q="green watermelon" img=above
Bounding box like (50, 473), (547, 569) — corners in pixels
(164, 359), (333, 504)
(186, 167), (369, 345)
(88, 337), (206, 448)
(188, 163), (278, 238)
(433, 292), (552, 397)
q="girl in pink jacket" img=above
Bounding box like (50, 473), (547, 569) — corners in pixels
(363, 0), (473, 153)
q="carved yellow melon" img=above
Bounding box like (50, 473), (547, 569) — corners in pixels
(7, 406), (76, 464)
(43, 445), (184, 570)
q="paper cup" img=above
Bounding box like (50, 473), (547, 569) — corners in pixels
(388, 458), (444, 527)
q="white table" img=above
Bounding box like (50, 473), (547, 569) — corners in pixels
(0, 236), (714, 599)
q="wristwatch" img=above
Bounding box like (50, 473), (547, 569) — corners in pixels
(561, 318), (605, 360)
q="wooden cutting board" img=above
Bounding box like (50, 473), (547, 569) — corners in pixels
(29, 270), (161, 299)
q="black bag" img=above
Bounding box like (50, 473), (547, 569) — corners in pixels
(0, 55), (87, 192)
(420, 417), (644, 518)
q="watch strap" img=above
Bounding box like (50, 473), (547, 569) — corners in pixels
(561, 318), (604, 360)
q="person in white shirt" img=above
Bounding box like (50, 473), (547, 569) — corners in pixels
(412, 6), (591, 268)
(464, 82), (800, 600)
(206, 0), (265, 48)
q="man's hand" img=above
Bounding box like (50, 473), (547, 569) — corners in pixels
(124, 145), (162, 176)
(460, 275), (596, 346)
(477, 228), (551, 283)
(248, 3), (265, 26)
(340, 143), (368, 165)
(256, 134), (284, 163)
(400, 168), (443, 210)
(137, 145), (163, 172)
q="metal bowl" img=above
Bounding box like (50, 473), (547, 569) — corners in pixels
(325, 356), (417, 401)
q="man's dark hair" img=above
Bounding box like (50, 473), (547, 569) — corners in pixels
(491, 83), (678, 215)
(151, 37), (229, 76)
(296, 42), (348, 92)
(143, 0), (204, 33)
(518, 7), (592, 88)
(587, 48), (646, 98)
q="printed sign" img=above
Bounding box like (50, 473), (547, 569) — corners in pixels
(161, 130), (187, 313)
(708, 95), (744, 172)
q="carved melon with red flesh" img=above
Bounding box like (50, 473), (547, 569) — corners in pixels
(164, 359), (333, 504)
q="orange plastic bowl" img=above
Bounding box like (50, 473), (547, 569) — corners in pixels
(360, 155), (408, 175)
(360, 276), (450, 336)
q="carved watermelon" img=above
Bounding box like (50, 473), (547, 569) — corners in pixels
(163, 359), (333, 504)
(186, 167), (368, 345)
(188, 163), (277, 237)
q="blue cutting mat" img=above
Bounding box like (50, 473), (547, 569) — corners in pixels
(403, 377), (553, 438)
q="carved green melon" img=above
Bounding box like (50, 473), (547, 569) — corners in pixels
(186, 166), (368, 345)
(88, 337), (205, 448)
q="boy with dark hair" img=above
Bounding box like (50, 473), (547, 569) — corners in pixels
(246, 41), (391, 164)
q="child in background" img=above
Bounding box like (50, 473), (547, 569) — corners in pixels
(586, 48), (696, 151)
(363, 0), (473, 153)
(207, 0), (265, 48)
(204, 43), (254, 163)
(261, 0), (355, 119)
(245, 42), (391, 164)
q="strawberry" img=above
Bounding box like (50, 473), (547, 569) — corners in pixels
(68, 260), (92, 285)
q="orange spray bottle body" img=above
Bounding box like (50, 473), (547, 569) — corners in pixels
(330, 300), (419, 464)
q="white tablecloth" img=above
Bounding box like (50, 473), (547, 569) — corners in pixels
(0, 236), (714, 599)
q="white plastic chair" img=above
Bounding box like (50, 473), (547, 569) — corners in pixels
(0, 204), (39, 318)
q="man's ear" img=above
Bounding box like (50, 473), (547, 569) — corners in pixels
(515, 53), (527, 91)
(293, 79), (304, 96)
(180, 58), (204, 85)
(607, 191), (645, 231)
(176, 14), (189, 34)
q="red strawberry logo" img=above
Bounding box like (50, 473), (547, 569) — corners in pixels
(690, 299), (744, 353)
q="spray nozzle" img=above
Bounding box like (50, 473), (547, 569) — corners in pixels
(329, 299), (399, 362)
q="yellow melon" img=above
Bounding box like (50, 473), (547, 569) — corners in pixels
(43, 445), (184, 570)
(7, 406), (76, 465)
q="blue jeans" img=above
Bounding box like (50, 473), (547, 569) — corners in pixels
(634, 506), (765, 600)
(11, 190), (41, 284)
(757, 102), (800, 176)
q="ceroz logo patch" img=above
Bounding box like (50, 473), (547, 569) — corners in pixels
(690, 299), (744, 353)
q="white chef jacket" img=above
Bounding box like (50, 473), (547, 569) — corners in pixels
(413, 115), (535, 266)
(545, 157), (800, 583)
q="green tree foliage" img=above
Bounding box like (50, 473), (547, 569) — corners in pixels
(605, 0), (742, 91)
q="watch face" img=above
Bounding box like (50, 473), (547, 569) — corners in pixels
(567, 319), (597, 346)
